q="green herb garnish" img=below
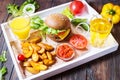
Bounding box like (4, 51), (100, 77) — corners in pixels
(0, 51), (7, 62)
(0, 67), (7, 80)
(7, 0), (39, 16)
(0, 51), (7, 80)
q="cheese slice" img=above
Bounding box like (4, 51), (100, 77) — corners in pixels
(58, 29), (70, 40)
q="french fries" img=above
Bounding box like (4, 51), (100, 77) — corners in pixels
(21, 36), (56, 74)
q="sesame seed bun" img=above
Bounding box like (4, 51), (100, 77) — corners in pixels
(45, 13), (71, 30)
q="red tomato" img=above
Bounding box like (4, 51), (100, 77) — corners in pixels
(69, 1), (84, 15)
(69, 34), (87, 49)
(18, 54), (25, 61)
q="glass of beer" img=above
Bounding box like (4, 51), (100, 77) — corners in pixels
(90, 17), (113, 47)
(8, 14), (30, 40)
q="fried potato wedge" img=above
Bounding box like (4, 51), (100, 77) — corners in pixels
(32, 52), (39, 62)
(23, 61), (31, 67)
(46, 52), (52, 60)
(21, 42), (30, 49)
(38, 47), (45, 54)
(27, 30), (42, 43)
(40, 53), (48, 60)
(23, 50), (33, 58)
(43, 59), (55, 66)
(30, 61), (48, 71)
(37, 43), (54, 51)
(22, 42), (33, 58)
(39, 64), (48, 71)
(29, 37), (41, 43)
(51, 52), (56, 57)
(31, 43), (41, 51)
(26, 67), (40, 74)
(30, 61), (41, 71)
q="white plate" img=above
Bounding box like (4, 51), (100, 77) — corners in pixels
(1, 0), (118, 80)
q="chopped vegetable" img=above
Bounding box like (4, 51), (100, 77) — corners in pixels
(101, 3), (120, 24)
(62, 7), (74, 19)
(0, 67), (7, 80)
(0, 51), (7, 62)
(56, 43), (75, 61)
(77, 23), (89, 31)
(71, 18), (89, 31)
(7, 0), (39, 16)
(71, 18), (87, 26)
(23, 4), (35, 14)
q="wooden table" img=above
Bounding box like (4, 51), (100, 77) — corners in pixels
(0, 0), (120, 80)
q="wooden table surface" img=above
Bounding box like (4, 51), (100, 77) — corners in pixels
(0, 0), (120, 80)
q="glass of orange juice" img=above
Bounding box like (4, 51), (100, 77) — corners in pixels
(9, 14), (30, 40)
(90, 17), (113, 47)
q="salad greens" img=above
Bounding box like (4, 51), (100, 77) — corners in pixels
(79, 23), (89, 31)
(7, 4), (19, 17)
(30, 16), (61, 34)
(7, 0), (39, 16)
(62, 7), (74, 19)
(61, 6), (89, 31)
(71, 18), (87, 26)
(71, 18), (89, 31)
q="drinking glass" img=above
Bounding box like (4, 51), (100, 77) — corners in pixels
(90, 17), (113, 47)
(8, 14), (30, 40)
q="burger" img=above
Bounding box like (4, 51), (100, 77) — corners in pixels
(45, 13), (71, 42)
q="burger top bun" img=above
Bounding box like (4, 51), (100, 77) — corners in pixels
(45, 13), (71, 30)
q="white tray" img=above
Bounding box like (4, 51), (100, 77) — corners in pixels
(1, 0), (118, 80)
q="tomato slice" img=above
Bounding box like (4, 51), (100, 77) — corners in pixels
(69, 34), (87, 49)
(69, 1), (84, 15)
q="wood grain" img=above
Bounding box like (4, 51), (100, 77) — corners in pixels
(0, 0), (120, 80)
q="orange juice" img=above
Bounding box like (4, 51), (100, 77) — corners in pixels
(9, 16), (30, 40)
(90, 18), (113, 47)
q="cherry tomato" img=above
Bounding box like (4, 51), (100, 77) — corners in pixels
(69, 34), (87, 49)
(18, 54), (25, 61)
(69, 1), (84, 15)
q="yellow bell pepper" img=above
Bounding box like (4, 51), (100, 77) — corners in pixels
(101, 3), (120, 24)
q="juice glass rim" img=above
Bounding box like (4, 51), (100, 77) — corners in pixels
(8, 14), (31, 30)
(90, 18), (113, 32)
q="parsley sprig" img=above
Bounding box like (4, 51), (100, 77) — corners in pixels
(0, 51), (7, 80)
